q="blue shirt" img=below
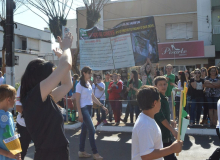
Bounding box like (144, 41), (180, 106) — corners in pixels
(67, 80), (78, 96)
(0, 110), (15, 160)
(3, 74), (6, 84)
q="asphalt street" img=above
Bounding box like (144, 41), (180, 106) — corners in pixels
(23, 128), (219, 160)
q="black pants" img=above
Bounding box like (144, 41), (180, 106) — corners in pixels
(163, 141), (177, 160)
(203, 97), (209, 120)
(34, 145), (70, 160)
(16, 123), (32, 160)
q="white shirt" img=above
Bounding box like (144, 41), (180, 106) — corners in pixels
(76, 81), (93, 108)
(0, 76), (4, 85)
(132, 112), (163, 160)
(176, 80), (184, 97)
(16, 86), (26, 127)
(92, 82), (105, 100)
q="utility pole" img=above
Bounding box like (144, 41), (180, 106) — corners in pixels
(6, 0), (16, 86)
(6, 0), (16, 114)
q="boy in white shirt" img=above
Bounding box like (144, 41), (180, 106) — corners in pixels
(132, 85), (183, 160)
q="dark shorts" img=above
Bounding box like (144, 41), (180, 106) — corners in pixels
(34, 145), (70, 160)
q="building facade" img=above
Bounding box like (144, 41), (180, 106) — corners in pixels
(76, 0), (216, 75)
(0, 23), (52, 83)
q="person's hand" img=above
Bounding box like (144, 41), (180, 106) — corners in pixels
(102, 106), (109, 115)
(130, 84), (133, 89)
(111, 83), (116, 87)
(170, 120), (176, 128)
(146, 58), (151, 64)
(191, 81), (197, 89)
(78, 113), (83, 123)
(166, 77), (170, 81)
(171, 128), (178, 139)
(6, 152), (21, 160)
(170, 140), (183, 153)
(57, 32), (73, 50)
(53, 48), (63, 58)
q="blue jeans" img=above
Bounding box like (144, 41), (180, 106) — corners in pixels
(105, 100), (113, 122)
(79, 105), (98, 154)
(190, 97), (203, 123)
(185, 96), (191, 114)
(125, 96), (140, 122)
(95, 100), (106, 123)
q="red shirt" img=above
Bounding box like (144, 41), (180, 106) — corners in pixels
(107, 81), (123, 100)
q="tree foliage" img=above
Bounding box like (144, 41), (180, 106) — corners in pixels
(24, 0), (73, 38)
(72, 0), (109, 75)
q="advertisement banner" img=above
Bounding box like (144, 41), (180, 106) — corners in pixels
(158, 41), (204, 60)
(79, 17), (159, 70)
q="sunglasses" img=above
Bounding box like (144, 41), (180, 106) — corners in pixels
(96, 77), (101, 79)
(201, 70), (205, 72)
(194, 72), (200, 74)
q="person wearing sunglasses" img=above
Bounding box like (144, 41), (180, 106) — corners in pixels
(92, 75), (107, 126)
(190, 69), (204, 126)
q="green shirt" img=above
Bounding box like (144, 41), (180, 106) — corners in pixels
(105, 81), (110, 100)
(154, 93), (172, 142)
(146, 73), (153, 85)
(165, 74), (175, 97)
(127, 79), (142, 97)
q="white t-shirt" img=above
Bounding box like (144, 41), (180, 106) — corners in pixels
(16, 86), (26, 127)
(176, 80), (184, 97)
(0, 76), (4, 85)
(119, 79), (123, 89)
(76, 81), (93, 108)
(132, 112), (163, 160)
(217, 100), (220, 130)
(92, 82), (105, 100)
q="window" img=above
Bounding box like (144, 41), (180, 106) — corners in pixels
(213, 25), (220, 34)
(166, 22), (193, 39)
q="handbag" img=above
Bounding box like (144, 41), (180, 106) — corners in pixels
(92, 85), (105, 109)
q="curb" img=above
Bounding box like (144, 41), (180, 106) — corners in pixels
(96, 125), (217, 136)
(64, 122), (82, 130)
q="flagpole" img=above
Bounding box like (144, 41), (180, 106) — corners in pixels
(171, 91), (176, 121)
(176, 90), (183, 156)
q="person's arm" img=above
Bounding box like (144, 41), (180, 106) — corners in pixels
(96, 83), (104, 91)
(0, 148), (21, 160)
(141, 141), (182, 160)
(92, 93), (108, 114)
(161, 119), (177, 139)
(16, 105), (23, 114)
(114, 82), (123, 93)
(76, 92), (83, 122)
(40, 34), (73, 102)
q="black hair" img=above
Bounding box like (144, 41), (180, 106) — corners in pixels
(178, 71), (186, 87)
(20, 59), (54, 104)
(144, 63), (151, 75)
(130, 70), (138, 87)
(154, 76), (167, 86)
(137, 85), (160, 110)
(80, 66), (92, 88)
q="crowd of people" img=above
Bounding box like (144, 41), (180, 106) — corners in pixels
(0, 31), (219, 160)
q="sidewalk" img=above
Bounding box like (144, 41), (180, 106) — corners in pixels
(64, 114), (218, 136)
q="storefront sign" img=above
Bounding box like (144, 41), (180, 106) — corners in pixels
(158, 41), (204, 59)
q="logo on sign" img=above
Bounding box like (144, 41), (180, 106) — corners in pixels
(161, 44), (187, 56)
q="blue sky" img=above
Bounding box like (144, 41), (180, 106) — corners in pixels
(14, 1), (84, 31)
